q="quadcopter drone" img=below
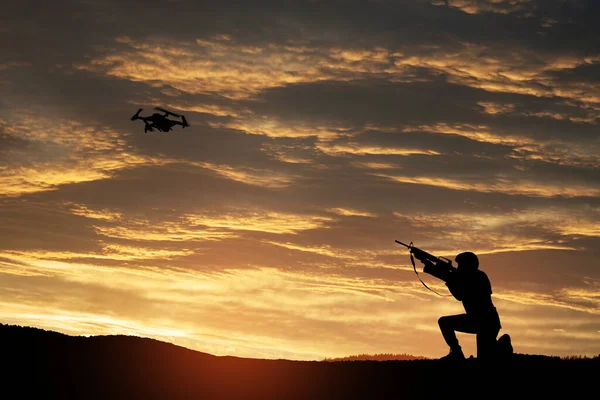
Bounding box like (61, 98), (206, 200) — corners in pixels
(131, 107), (189, 133)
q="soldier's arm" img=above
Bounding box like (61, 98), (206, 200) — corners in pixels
(446, 276), (464, 301)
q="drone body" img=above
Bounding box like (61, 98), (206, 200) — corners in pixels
(131, 107), (189, 133)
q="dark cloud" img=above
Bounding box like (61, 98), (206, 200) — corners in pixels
(545, 62), (600, 84)
(4, 0), (599, 64)
(248, 77), (473, 126)
(249, 77), (600, 141)
(0, 198), (102, 253)
(0, 126), (40, 160)
(483, 247), (600, 289)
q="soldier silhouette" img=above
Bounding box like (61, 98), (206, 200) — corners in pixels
(423, 252), (501, 361)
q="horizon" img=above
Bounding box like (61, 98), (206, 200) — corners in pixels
(1, 0), (599, 361)
(5, 322), (599, 361)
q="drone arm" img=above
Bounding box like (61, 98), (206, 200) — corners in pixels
(130, 108), (143, 121)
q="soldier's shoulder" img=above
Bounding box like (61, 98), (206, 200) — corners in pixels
(475, 269), (491, 280)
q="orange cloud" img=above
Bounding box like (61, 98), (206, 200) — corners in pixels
(261, 143), (315, 164)
(403, 123), (600, 168)
(263, 240), (361, 260)
(351, 161), (399, 170)
(4, 246), (193, 263)
(496, 287), (600, 315)
(477, 101), (517, 115)
(327, 208), (377, 218)
(0, 114), (168, 197)
(478, 101), (598, 124)
(64, 202), (123, 221)
(77, 36), (340, 100)
(379, 173), (600, 198)
(392, 44), (600, 110)
(433, 0), (532, 15)
(94, 224), (236, 242)
(183, 210), (332, 234)
(207, 119), (352, 139)
(78, 34), (600, 116)
(392, 207), (596, 253)
(194, 161), (299, 187)
(317, 143), (440, 156)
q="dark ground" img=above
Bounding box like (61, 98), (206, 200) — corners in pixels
(1, 323), (597, 399)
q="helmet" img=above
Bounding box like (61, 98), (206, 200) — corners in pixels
(455, 252), (479, 271)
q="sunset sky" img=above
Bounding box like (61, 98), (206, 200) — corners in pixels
(1, 0), (599, 360)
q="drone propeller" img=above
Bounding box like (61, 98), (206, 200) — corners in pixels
(154, 107), (181, 117)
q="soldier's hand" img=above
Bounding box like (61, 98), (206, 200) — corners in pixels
(422, 260), (435, 274)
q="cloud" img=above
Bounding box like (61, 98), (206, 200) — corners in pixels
(327, 207), (377, 218)
(435, 0), (533, 15)
(497, 287), (599, 315)
(182, 209), (332, 235)
(404, 122), (600, 169)
(379, 172), (600, 198)
(76, 36), (342, 100)
(79, 31), (600, 114)
(194, 161), (299, 188)
(0, 113), (169, 197)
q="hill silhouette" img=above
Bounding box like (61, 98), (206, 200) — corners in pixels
(2, 323), (597, 399)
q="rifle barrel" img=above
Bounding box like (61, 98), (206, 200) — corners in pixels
(395, 240), (410, 248)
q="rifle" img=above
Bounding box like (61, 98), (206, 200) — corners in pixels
(395, 240), (456, 295)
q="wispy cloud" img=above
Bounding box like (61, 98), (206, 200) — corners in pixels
(381, 173), (600, 198)
(403, 123), (600, 168)
(79, 35), (600, 112)
(183, 210), (332, 235)
(0, 114), (167, 197)
(434, 0), (533, 15)
(393, 207), (598, 252)
(195, 161), (299, 188)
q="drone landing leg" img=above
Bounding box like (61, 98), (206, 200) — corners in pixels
(143, 121), (154, 132)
